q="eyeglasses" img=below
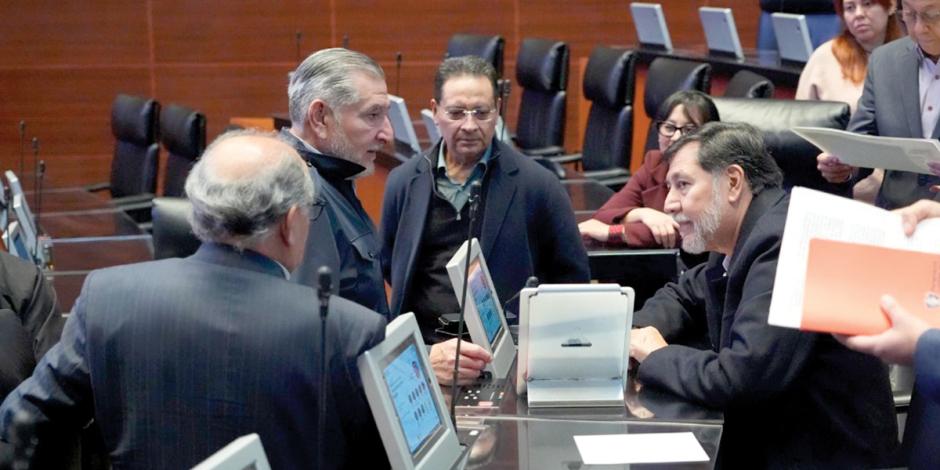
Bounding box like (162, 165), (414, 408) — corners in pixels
(442, 108), (497, 122)
(901, 9), (940, 26)
(657, 121), (699, 138)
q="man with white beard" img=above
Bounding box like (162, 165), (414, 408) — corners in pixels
(628, 122), (897, 468)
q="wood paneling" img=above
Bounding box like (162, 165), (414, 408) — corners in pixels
(1, 1), (764, 190)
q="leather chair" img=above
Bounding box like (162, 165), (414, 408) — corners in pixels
(159, 104), (206, 198)
(513, 38), (569, 155)
(642, 58), (711, 153)
(446, 34), (505, 77)
(91, 94), (160, 200)
(724, 70), (775, 99)
(551, 47), (636, 189)
(151, 197), (200, 260)
(711, 97), (851, 196)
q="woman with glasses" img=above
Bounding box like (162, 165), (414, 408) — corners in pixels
(578, 90), (719, 249)
(798, 0), (902, 202)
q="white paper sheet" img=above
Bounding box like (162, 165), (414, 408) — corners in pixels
(793, 126), (940, 175)
(573, 432), (709, 465)
(768, 187), (940, 330)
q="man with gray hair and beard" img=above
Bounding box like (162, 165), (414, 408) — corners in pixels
(628, 122), (897, 468)
(282, 47), (392, 319)
(0, 131), (388, 469)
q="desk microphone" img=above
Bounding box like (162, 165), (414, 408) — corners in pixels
(294, 31), (303, 63)
(341, 34), (349, 49)
(18, 121), (26, 178)
(501, 276), (539, 315)
(30, 138), (39, 216)
(498, 79), (511, 141)
(395, 52), (403, 97)
(450, 180), (483, 422)
(316, 266), (332, 470)
(35, 160), (46, 263)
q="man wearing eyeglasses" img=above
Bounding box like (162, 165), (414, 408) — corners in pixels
(380, 56), (589, 385)
(281, 48), (392, 319)
(819, 0), (940, 210)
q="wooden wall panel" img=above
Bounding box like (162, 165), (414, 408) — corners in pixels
(0, 1), (768, 190)
(0, 1), (149, 67)
(152, 0), (329, 64)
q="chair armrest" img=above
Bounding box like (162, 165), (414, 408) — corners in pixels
(547, 152), (583, 164)
(524, 145), (566, 157)
(84, 182), (110, 192)
(111, 193), (155, 208)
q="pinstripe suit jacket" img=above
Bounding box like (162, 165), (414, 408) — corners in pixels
(0, 243), (389, 469)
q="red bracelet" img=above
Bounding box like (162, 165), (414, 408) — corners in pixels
(608, 224), (625, 243)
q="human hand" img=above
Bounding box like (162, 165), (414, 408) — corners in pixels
(635, 208), (679, 248)
(578, 219), (611, 242)
(894, 199), (940, 236)
(629, 326), (668, 363)
(816, 153), (857, 183)
(430, 338), (492, 385)
(833, 295), (931, 365)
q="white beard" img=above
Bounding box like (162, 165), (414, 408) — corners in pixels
(674, 180), (723, 254)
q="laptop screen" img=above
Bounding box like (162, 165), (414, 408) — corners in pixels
(467, 257), (502, 345)
(381, 339), (444, 459)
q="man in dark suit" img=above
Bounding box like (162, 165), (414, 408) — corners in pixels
(630, 122), (897, 468)
(282, 47), (392, 319)
(380, 56), (590, 385)
(0, 131), (388, 469)
(818, 0), (940, 209)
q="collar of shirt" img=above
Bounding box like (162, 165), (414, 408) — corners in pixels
(721, 254), (731, 276)
(432, 142), (493, 213)
(287, 130), (365, 181)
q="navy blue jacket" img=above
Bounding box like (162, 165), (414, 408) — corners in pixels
(0, 243), (388, 469)
(281, 130), (390, 319)
(380, 138), (589, 318)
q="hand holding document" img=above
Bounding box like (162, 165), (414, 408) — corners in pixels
(768, 187), (940, 335)
(794, 127), (940, 175)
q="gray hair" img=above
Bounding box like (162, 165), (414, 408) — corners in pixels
(434, 55), (498, 103)
(185, 129), (315, 250)
(288, 48), (385, 125)
(664, 122), (783, 195)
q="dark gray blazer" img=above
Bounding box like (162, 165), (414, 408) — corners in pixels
(850, 36), (940, 209)
(0, 243), (388, 470)
(634, 188), (897, 468)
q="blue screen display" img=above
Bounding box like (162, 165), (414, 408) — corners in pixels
(468, 260), (501, 344)
(383, 343), (441, 455)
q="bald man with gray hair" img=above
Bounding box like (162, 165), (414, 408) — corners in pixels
(282, 48), (392, 319)
(0, 131), (389, 469)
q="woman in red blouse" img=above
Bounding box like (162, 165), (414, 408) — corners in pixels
(579, 90), (719, 248)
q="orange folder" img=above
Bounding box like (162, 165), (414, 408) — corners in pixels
(802, 238), (940, 335)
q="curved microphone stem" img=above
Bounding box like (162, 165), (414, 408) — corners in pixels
(316, 266), (332, 470)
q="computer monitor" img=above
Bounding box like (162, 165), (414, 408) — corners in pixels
(699, 7), (744, 60)
(191, 433), (272, 470)
(3, 221), (31, 262)
(772, 13), (814, 63)
(516, 284), (634, 408)
(389, 95), (422, 157)
(445, 238), (515, 379)
(4, 171), (37, 238)
(420, 109), (441, 144)
(630, 3), (673, 51)
(358, 313), (466, 470)
(10, 195), (39, 264)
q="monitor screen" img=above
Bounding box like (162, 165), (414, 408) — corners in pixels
(382, 340), (443, 458)
(468, 258), (502, 345)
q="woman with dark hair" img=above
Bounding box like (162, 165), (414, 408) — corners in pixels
(797, 0), (901, 202)
(578, 90), (719, 248)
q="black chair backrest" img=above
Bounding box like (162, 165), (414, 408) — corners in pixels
(724, 70), (775, 99)
(110, 94), (160, 198)
(151, 197), (200, 260)
(580, 47), (637, 172)
(515, 38), (569, 151)
(160, 104), (206, 197)
(712, 97), (851, 195)
(446, 34), (505, 77)
(643, 58), (712, 152)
